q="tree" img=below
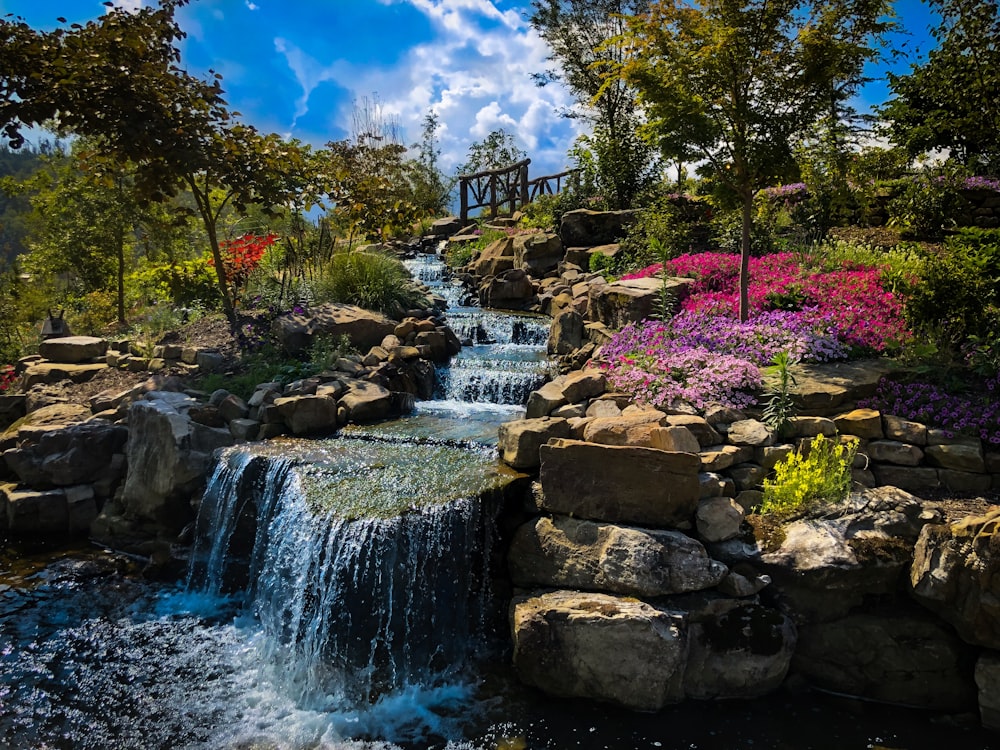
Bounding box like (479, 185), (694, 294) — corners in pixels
(619, 0), (892, 320)
(0, 1), (327, 329)
(882, 0), (1000, 172)
(13, 140), (140, 324)
(408, 111), (452, 216)
(459, 129), (527, 175)
(530, 0), (659, 208)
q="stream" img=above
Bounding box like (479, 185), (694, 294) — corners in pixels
(0, 249), (994, 749)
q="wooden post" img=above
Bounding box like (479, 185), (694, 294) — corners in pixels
(459, 176), (469, 224)
(489, 174), (498, 219)
(519, 160), (530, 214)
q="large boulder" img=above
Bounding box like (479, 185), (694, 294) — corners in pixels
(547, 310), (584, 355)
(272, 303), (397, 356)
(2, 421), (128, 489)
(508, 515), (727, 596)
(538, 438), (701, 528)
(588, 276), (692, 329)
(1, 483), (97, 538)
(513, 231), (563, 275)
(511, 590), (688, 711)
(38, 335), (108, 364)
(273, 394), (339, 435)
(559, 209), (639, 247)
(910, 507), (1000, 649)
(338, 380), (394, 423)
(120, 393), (234, 531)
(479, 268), (534, 309)
(469, 236), (516, 278)
(793, 606), (977, 710)
(22, 362), (108, 388)
(776, 359), (896, 416)
(497, 417), (571, 470)
(744, 486), (938, 621)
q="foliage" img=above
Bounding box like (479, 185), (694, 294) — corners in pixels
(885, 169), (968, 238)
(409, 110), (453, 216)
(905, 228), (1000, 363)
(759, 435), (858, 517)
(530, 0), (658, 210)
(0, 2), (327, 328)
(882, 0), (1000, 172)
(314, 250), (422, 317)
(761, 351), (798, 438)
(617, 0), (893, 320)
(860, 375), (1000, 444)
(129, 256), (221, 309)
(618, 191), (710, 272)
(458, 129), (527, 175)
(208, 232), (278, 303)
(0, 364), (15, 393)
(327, 96), (425, 242)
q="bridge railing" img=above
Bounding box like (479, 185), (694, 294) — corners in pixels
(458, 159), (578, 224)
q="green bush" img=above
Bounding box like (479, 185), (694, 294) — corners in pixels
(618, 193), (711, 274)
(886, 171), (967, 239)
(759, 435), (858, 517)
(314, 249), (423, 317)
(906, 228), (1000, 368)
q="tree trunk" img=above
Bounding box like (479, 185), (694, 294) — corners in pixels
(116, 230), (125, 325)
(739, 190), (752, 323)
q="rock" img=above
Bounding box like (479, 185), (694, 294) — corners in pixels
(511, 590), (687, 711)
(525, 381), (567, 419)
(339, 381), (393, 423)
(648, 426), (702, 453)
(728, 463), (767, 492)
(508, 515), (727, 596)
(497, 417), (571, 470)
(866, 440), (924, 466)
(757, 486), (937, 621)
(976, 652), (1000, 731)
(718, 568), (771, 597)
(1, 483), (96, 538)
(217, 394), (249, 422)
(585, 398), (622, 418)
(547, 310), (584, 355)
(2, 403), (92, 440)
(684, 603), (797, 700)
(696, 497), (745, 543)
(871, 465), (940, 493)
(274, 394), (339, 435)
(272, 303), (397, 356)
(588, 276), (692, 329)
(513, 231), (563, 275)
(883, 414), (928, 445)
(469, 237), (516, 277)
(479, 268), (534, 308)
(3, 421), (128, 488)
(924, 442), (986, 473)
(794, 607), (977, 710)
(229, 418), (260, 442)
(118, 395), (234, 532)
(780, 359), (896, 416)
(581, 411), (667, 445)
(834, 408), (884, 440)
(22, 362), (108, 388)
(665, 415), (722, 447)
(194, 350), (224, 372)
(700, 444), (752, 472)
(539, 439), (701, 528)
(38, 335), (107, 364)
(910, 508), (1000, 649)
(427, 216), (462, 237)
(559, 369), (606, 404)
(727, 419), (774, 447)
(559, 209), (639, 247)
(786, 416), (837, 438)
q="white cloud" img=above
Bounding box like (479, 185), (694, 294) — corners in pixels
(246, 1), (259, 9)
(273, 0), (584, 176)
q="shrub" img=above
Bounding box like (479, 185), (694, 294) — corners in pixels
(314, 250), (423, 317)
(759, 435), (858, 517)
(0, 365), (16, 393)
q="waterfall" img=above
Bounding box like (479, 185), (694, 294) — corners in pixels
(187, 438), (506, 708)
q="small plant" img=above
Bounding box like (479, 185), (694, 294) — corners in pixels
(761, 351), (798, 438)
(307, 333), (354, 373)
(759, 434), (858, 517)
(0, 365), (16, 393)
(651, 237), (677, 323)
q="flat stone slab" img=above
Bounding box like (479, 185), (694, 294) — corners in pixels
(38, 336), (108, 364)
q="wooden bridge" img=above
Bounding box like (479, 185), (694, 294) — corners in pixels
(458, 158), (577, 223)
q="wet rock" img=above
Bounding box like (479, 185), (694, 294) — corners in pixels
(794, 606), (977, 710)
(508, 515), (727, 596)
(683, 603), (797, 700)
(339, 381), (393, 423)
(539, 439), (700, 528)
(3, 421), (128, 488)
(511, 590), (687, 711)
(910, 508), (1000, 649)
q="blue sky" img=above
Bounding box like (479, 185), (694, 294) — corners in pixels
(2, 0), (941, 178)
